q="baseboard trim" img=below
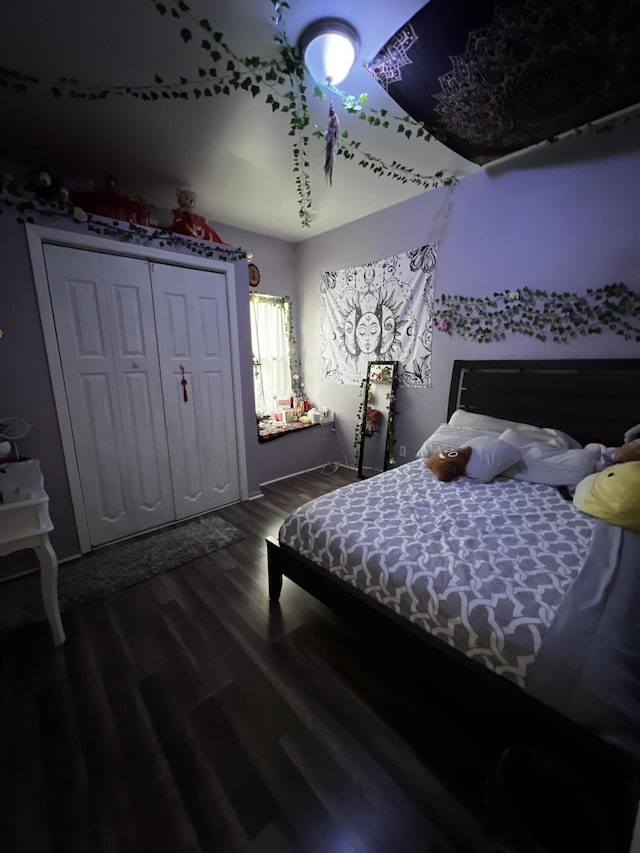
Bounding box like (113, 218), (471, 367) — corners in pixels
(260, 463), (350, 487)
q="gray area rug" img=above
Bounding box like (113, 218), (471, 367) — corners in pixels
(0, 513), (245, 636)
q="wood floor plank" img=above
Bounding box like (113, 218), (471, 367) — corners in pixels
(38, 676), (90, 853)
(189, 692), (280, 840)
(82, 599), (202, 853)
(3, 622), (71, 853)
(107, 581), (209, 710)
(139, 673), (252, 852)
(250, 818), (300, 853)
(62, 612), (141, 853)
(192, 572), (480, 852)
(271, 625), (493, 853)
(215, 680), (354, 853)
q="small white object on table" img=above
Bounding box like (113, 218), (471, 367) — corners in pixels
(0, 459), (65, 645)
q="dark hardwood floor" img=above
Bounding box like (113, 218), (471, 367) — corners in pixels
(0, 467), (636, 853)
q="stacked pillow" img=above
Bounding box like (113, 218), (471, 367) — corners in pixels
(417, 410), (599, 486)
(497, 428), (600, 487)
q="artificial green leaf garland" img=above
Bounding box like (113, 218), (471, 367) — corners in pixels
(0, 194), (248, 262)
(353, 370), (398, 467)
(434, 283), (640, 343)
(0, 0), (456, 228)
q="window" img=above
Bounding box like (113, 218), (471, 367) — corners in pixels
(250, 294), (295, 415)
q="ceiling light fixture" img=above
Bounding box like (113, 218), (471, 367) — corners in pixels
(298, 19), (360, 86)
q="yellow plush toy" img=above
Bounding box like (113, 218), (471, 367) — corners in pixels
(574, 461), (640, 532)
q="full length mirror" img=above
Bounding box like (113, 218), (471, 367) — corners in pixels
(357, 361), (398, 479)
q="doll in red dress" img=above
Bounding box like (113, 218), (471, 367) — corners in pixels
(170, 188), (223, 243)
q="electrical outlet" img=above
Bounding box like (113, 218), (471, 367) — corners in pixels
(399, 445), (406, 458)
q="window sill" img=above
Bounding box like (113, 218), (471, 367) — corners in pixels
(257, 419), (320, 443)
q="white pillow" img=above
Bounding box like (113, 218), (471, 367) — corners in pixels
(448, 409), (581, 449)
(415, 424), (482, 459)
(498, 428), (599, 486)
(461, 435), (523, 483)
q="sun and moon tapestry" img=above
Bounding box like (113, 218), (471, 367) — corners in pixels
(320, 244), (437, 388)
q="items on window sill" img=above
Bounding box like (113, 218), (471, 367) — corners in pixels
(258, 418), (317, 442)
(257, 408), (334, 442)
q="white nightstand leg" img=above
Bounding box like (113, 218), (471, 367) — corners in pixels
(35, 536), (66, 646)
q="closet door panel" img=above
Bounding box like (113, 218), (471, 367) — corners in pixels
(44, 245), (134, 545)
(122, 371), (167, 511)
(82, 374), (128, 523)
(152, 263), (239, 518)
(153, 276), (211, 518)
(201, 370), (235, 493)
(169, 368), (207, 506)
(196, 289), (239, 500)
(101, 255), (175, 529)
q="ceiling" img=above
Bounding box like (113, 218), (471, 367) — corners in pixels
(0, 0), (477, 242)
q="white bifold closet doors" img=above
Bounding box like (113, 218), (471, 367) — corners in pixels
(44, 244), (239, 547)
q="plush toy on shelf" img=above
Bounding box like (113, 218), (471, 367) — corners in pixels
(27, 169), (70, 206)
(0, 170), (19, 196)
(74, 175), (150, 225)
(170, 187), (223, 243)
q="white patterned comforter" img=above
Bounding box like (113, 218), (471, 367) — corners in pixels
(279, 460), (595, 687)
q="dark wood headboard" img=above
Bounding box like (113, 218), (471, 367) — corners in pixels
(447, 359), (640, 448)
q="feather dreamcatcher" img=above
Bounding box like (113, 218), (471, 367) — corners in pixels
(324, 99), (340, 186)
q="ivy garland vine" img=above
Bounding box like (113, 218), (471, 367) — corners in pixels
(353, 369), (398, 468)
(434, 283), (640, 344)
(0, 194), (247, 262)
(0, 0), (457, 228)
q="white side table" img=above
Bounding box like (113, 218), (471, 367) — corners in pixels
(0, 459), (65, 645)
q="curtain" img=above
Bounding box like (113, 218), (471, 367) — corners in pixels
(250, 295), (292, 414)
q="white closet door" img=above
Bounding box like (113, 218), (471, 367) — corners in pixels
(100, 254), (175, 531)
(44, 245), (174, 545)
(152, 262), (240, 519)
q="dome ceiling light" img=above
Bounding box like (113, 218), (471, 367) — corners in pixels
(298, 18), (360, 86)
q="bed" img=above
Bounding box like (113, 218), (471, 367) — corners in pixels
(267, 360), (640, 804)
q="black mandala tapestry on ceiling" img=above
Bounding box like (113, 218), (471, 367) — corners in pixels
(365, 0), (640, 164)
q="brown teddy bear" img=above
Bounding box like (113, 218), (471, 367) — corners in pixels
(426, 446), (472, 482)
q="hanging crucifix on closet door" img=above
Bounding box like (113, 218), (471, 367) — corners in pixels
(179, 365), (188, 403)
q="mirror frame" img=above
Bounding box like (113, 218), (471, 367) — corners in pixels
(357, 360), (399, 479)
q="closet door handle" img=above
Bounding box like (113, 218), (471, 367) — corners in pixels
(180, 364), (189, 403)
(132, 362), (140, 369)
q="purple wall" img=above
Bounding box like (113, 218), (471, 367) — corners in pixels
(297, 121), (640, 466)
(1, 218), (79, 557)
(220, 223), (342, 485)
